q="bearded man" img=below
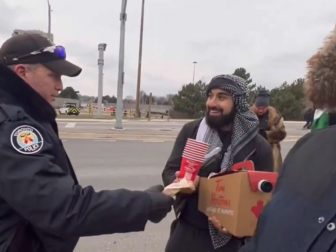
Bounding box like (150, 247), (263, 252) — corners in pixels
(162, 74), (273, 252)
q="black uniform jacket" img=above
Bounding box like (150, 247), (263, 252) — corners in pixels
(162, 119), (273, 227)
(240, 125), (336, 252)
(0, 65), (152, 252)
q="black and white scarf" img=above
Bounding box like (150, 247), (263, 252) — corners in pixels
(196, 74), (259, 249)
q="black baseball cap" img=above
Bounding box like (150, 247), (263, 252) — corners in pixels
(0, 33), (82, 77)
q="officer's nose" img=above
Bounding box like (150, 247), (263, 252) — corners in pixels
(56, 79), (63, 92)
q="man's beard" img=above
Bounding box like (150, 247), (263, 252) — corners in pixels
(205, 108), (235, 129)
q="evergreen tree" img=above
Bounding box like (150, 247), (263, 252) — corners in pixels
(59, 86), (79, 99)
(172, 81), (207, 118)
(232, 67), (256, 104)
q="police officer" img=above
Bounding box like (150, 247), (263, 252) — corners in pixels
(0, 33), (173, 252)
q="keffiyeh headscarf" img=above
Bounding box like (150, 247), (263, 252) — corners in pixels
(196, 74), (259, 249)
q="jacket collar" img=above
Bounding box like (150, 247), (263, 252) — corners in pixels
(0, 64), (56, 122)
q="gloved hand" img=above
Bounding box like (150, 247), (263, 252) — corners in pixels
(145, 184), (174, 223)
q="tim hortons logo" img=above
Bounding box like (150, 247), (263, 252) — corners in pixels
(185, 159), (199, 173)
(210, 180), (231, 208)
(215, 179), (225, 192)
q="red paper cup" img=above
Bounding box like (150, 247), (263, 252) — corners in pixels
(182, 154), (204, 163)
(184, 139), (208, 157)
(178, 157), (203, 181)
(186, 138), (209, 147)
(183, 149), (208, 159)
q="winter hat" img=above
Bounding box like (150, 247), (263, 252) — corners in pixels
(255, 90), (270, 107)
(206, 74), (249, 112)
(206, 74), (246, 96)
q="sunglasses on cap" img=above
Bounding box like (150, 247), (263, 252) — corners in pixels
(11, 45), (66, 63)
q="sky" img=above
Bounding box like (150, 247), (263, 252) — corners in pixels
(0, 0), (336, 99)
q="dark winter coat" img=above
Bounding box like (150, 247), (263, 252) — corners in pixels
(0, 64), (153, 252)
(162, 119), (273, 252)
(240, 125), (336, 252)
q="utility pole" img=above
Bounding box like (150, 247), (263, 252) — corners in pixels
(147, 92), (152, 121)
(115, 0), (128, 129)
(135, 0), (145, 118)
(192, 61), (197, 84)
(46, 0), (52, 41)
(97, 43), (107, 118)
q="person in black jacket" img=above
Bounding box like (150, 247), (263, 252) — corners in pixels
(0, 32), (173, 252)
(239, 27), (336, 252)
(302, 107), (315, 129)
(162, 74), (273, 252)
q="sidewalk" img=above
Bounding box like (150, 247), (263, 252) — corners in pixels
(56, 117), (193, 123)
(56, 117), (303, 124)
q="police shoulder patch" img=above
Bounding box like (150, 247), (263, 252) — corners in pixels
(10, 125), (44, 154)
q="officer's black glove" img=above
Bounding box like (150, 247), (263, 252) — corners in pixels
(145, 184), (174, 223)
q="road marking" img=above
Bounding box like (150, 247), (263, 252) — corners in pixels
(93, 139), (117, 142)
(283, 139), (299, 142)
(143, 140), (165, 143)
(61, 138), (173, 143)
(65, 122), (76, 128)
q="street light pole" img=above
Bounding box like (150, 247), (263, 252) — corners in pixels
(192, 61), (197, 84)
(46, 0), (52, 41)
(115, 0), (128, 129)
(135, 0), (145, 118)
(97, 43), (107, 118)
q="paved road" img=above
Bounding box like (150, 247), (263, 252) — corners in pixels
(56, 119), (309, 252)
(64, 140), (175, 252)
(57, 119), (187, 142)
(57, 119), (306, 143)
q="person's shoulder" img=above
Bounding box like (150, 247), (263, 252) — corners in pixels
(177, 119), (202, 139)
(282, 129), (330, 162)
(268, 106), (281, 117)
(0, 104), (50, 155)
(0, 103), (28, 123)
(268, 106), (284, 124)
(309, 125), (336, 142)
(182, 119), (202, 130)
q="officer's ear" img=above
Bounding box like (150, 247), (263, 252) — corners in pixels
(13, 64), (29, 79)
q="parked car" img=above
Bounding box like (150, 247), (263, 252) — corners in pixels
(59, 104), (80, 115)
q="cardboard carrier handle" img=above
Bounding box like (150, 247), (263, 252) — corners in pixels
(231, 160), (255, 172)
(248, 171), (278, 193)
